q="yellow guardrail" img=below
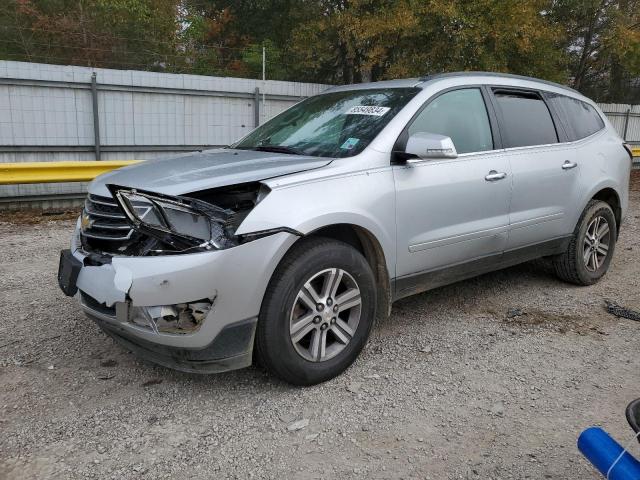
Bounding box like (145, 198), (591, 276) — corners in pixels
(632, 147), (640, 158)
(0, 160), (140, 184)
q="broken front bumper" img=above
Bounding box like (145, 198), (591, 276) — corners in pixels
(60, 222), (298, 373)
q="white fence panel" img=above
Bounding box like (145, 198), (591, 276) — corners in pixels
(1, 61), (637, 209)
(0, 61), (329, 207)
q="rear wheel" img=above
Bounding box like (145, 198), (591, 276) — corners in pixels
(255, 237), (376, 386)
(553, 200), (616, 285)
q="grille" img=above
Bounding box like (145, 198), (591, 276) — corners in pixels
(82, 194), (133, 242)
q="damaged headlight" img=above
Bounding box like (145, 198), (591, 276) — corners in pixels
(108, 185), (237, 251)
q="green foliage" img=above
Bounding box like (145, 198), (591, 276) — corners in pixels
(242, 40), (290, 80)
(549, 0), (640, 102)
(289, 0), (567, 84)
(0, 0), (180, 70)
(0, 0), (638, 101)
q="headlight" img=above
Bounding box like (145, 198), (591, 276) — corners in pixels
(108, 185), (237, 251)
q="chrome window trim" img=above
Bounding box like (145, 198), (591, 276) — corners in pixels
(456, 148), (506, 158)
(394, 149), (508, 169)
(500, 126), (606, 153)
(397, 123), (606, 161)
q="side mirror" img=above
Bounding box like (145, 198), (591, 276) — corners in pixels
(404, 132), (458, 162)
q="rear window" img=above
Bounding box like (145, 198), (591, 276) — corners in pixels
(493, 90), (558, 148)
(546, 94), (604, 141)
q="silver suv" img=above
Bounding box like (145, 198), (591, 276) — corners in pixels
(58, 72), (632, 385)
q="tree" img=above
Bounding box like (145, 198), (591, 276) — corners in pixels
(179, 3), (251, 76)
(0, 0), (638, 102)
(0, 0), (180, 70)
(289, 0), (567, 84)
(179, 0), (315, 79)
(550, 0), (640, 102)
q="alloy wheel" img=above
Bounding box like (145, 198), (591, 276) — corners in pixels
(583, 215), (611, 272)
(289, 268), (361, 362)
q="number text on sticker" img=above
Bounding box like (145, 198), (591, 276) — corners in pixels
(345, 106), (391, 116)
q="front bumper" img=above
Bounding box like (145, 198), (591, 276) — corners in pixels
(64, 221), (298, 373)
(91, 313), (257, 373)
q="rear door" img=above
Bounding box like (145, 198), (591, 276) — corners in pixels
(489, 88), (582, 250)
(393, 87), (511, 280)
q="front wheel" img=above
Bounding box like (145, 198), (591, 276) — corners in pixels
(255, 237), (377, 386)
(553, 200), (617, 285)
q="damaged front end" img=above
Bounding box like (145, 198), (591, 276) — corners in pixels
(110, 184), (238, 254)
(56, 151), (326, 373)
(125, 299), (214, 334)
(81, 182), (280, 257)
(65, 181), (300, 337)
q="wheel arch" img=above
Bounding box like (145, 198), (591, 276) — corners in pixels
(296, 223), (392, 322)
(591, 187), (621, 237)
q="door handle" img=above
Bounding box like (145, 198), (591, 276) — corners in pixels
(562, 161), (578, 170)
(485, 170), (507, 181)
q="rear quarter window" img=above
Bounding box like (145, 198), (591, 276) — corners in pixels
(546, 94), (605, 141)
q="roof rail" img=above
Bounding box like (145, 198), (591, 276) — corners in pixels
(418, 71), (579, 94)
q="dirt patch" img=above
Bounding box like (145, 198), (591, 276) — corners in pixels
(0, 208), (80, 224)
(497, 307), (611, 336)
(631, 168), (640, 191)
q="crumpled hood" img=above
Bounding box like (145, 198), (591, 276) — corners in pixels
(88, 149), (333, 197)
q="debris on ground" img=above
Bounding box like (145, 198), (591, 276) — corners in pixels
(287, 419), (309, 432)
(506, 308), (526, 319)
(142, 378), (163, 387)
(605, 300), (640, 322)
(346, 382), (363, 393)
(491, 402), (505, 417)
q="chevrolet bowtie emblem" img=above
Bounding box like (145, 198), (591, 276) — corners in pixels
(80, 212), (93, 231)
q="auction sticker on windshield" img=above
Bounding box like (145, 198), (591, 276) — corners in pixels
(340, 137), (360, 150)
(345, 106), (390, 116)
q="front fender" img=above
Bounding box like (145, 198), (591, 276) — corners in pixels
(235, 168), (397, 276)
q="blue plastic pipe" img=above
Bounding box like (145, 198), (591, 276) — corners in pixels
(578, 427), (640, 479)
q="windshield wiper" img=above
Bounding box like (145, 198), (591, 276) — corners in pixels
(253, 145), (304, 155)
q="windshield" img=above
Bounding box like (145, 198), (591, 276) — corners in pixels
(232, 88), (419, 158)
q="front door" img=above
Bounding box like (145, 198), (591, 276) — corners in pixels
(393, 88), (511, 283)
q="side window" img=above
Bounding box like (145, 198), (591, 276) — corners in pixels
(547, 94), (604, 141)
(407, 88), (493, 154)
(493, 90), (558, 148)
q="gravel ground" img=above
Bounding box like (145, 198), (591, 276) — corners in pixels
(1, 175), (639, 480)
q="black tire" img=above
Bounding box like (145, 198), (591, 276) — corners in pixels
(553, 200), (616, 285)
(255, 237), (377, 386)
